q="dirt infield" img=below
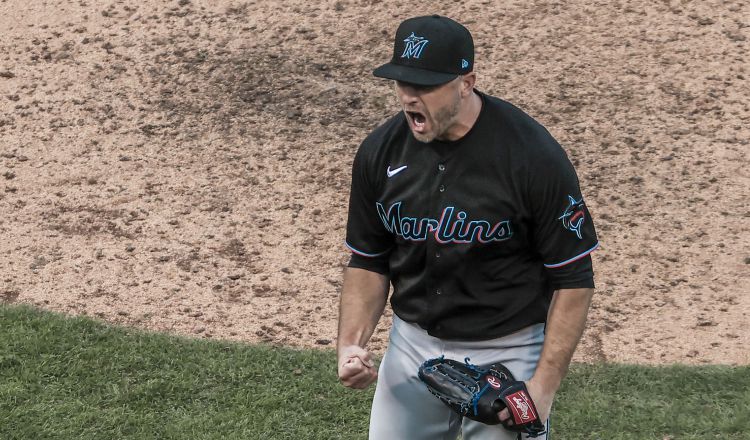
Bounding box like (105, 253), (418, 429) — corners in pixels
(1, 1), (747, 365)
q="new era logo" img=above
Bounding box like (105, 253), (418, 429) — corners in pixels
(461, 59), (469, 69)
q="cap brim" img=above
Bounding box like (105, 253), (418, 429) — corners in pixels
(373, 63), (458, 86)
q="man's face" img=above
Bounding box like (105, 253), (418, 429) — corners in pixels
(395, 77), (462, 143)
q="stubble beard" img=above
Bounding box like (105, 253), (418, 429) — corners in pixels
(413, 95), (461, 143)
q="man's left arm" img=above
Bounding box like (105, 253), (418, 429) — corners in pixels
(500, 287), (594, 424)
(514, 128), (599, 423)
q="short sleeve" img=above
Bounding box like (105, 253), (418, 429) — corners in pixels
(344, 143), (394, 265)
(526, 137), (599, 288)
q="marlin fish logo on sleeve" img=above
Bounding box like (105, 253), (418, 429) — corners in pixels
(558, 195), (586, 239)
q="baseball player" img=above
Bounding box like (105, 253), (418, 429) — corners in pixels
(337, 15), (599, 439)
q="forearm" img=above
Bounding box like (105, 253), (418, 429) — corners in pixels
(532, 287), (594, 392)
(336, 267), (390, 353)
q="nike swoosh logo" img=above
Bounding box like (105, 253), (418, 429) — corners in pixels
(387, 165), (408, 178)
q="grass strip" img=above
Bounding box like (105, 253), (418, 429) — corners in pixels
(1, 304), (748, 439)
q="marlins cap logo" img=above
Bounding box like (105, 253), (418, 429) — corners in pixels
(401, 32), (429, 59)
(558, 195), (586, 239)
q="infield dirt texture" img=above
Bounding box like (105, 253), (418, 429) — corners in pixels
(0, 0), (747, 365)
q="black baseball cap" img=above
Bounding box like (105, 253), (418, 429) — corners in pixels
(373, 15), (474, 86)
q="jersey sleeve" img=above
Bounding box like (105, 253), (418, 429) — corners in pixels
(344, 143), (394, 273)
(526, 136), (599, 289)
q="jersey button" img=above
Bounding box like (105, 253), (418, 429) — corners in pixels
(439, 185), (445, 192)
(435, 251), (441, 258)
(435, 288), (442, 295)
(438, 163), (445, 171)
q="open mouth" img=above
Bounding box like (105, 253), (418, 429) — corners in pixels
(406, 110), (427, 132)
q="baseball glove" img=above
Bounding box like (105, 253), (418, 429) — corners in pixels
(418, 356), (546, 438)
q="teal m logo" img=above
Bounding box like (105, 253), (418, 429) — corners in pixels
(401, 32), (429, 59)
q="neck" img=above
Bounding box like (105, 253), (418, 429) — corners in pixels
(438, 90), (482, 142)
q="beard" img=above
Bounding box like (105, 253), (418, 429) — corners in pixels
(412, 95), (461, 143)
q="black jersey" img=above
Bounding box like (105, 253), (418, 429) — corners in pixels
(345, 91), (599, 340)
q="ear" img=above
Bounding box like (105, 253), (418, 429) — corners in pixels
(459, 73), (476, 97)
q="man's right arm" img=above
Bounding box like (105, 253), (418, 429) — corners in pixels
(336, 267), (390, 389)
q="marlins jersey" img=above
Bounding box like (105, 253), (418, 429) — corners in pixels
(345, 91), (599, 340)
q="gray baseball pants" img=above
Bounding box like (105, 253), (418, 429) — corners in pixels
(369, 316), (548, 440)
